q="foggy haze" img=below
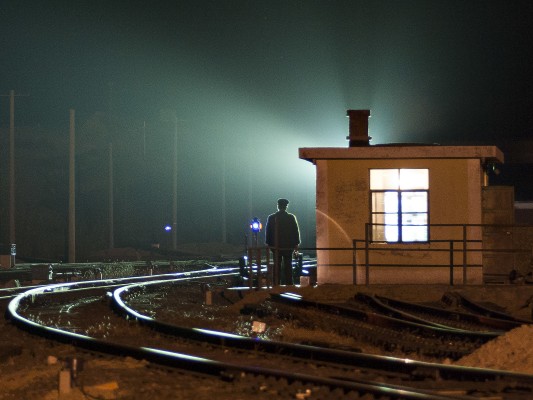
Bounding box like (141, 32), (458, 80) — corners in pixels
(1, 1), (532, 260)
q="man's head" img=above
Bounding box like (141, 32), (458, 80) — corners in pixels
(277, 198), (289, 210)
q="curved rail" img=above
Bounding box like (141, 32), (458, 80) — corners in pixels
(454, 293), (533, 324)
(373, 294), (530, 331)
(6, 268), (464, 400)
(113, 282), (533, 396)
(0, 263), (237, 300)
(113, 279), (441, 376)
(272, 292), (502, 340)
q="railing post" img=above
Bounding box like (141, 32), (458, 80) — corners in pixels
(352, 239), (357, 285)
(449, 240), (454, 286)
(247, 247), (253, 290)
(462, 225), (467, 284)
(255, 246), (262, 290)
(365, 224), (370, 286)
(266, 248), (271, 288)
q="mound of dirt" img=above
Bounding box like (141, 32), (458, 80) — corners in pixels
(456, 324), (533, 374)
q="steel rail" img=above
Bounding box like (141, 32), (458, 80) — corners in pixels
(271, 292), (502, 340)
(455, 293), (533, 324)
(112, 281), (533, 393)
(374, 294), (530, 331)
(5, 272), (461, 400)
(0, 264), (240, 300)
(114, 281), (445, 376)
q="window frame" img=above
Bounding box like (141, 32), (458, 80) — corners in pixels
(369, 169), (430, 244)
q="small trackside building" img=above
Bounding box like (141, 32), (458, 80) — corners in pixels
(299, 110), (505, 285)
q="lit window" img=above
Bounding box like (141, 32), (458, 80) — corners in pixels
(370, 169), (429, 243)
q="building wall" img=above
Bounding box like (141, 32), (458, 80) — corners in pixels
(315, 158), (484, 285)
(482, 186), (517, 281)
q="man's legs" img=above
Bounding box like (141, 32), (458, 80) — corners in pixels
(271, 248), (280, 286)
(280, 251), (293, 285)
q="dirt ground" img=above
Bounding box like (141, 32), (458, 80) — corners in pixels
(2, 282), (533, 399)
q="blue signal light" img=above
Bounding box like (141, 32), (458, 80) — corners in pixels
(250, 217), (262, 233)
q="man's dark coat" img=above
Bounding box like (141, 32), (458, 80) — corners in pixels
(265, 210), (300, 249)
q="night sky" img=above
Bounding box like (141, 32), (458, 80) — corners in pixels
(1, 1), (532, 258)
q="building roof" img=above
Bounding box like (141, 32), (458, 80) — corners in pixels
(299, 144), (504, 164)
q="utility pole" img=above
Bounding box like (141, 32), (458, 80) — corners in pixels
(142, 121), (146, 160)
(221, 150), (227, 244)
(9, 90), (15, 245)
(0, 90), (28, 261)
(108, 143), (114, 250)
(172, 116), (178, 251)
(68, 109), (76, 263)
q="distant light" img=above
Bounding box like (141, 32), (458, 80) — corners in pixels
(164, 225), (172, 232)
(250, 217), (262, 233)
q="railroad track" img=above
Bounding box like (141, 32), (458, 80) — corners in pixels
(444, 292), (533, 324)
(0, 262), (232, 300)
(7, 276), (456, 399)
(367, 293), (529, 331)
(117, 282), (533, 399)
(268, 292), (501, 359)
(6, 267), (533, 399)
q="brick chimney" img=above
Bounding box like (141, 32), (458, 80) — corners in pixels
(346, 109), (371, 146)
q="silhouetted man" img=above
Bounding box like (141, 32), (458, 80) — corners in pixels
(265, 198), (300, 285)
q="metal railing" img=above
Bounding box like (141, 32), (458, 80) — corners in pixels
(347, 223), (532, 285)
(245, 223), (533, 287)
(306, 223), (531, 286)
(245, 247), (313, 289)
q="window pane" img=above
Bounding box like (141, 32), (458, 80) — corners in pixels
(370, 169), (399, 190)
(400, 169), (428, 189)
(384, 192), (399, 213)
(372, 215), (386, 241)
(372, 193), (385, 213)
(402, 225), (428, 242)
(372, 192), (398, 213)
(401, 213), (428, 226)
(401, 213), (428, 242)
(372, 213), (398, 242)
(401, 192), (428, 212)
(373, 225), (400, 242)
(385, 225), (399, 242)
